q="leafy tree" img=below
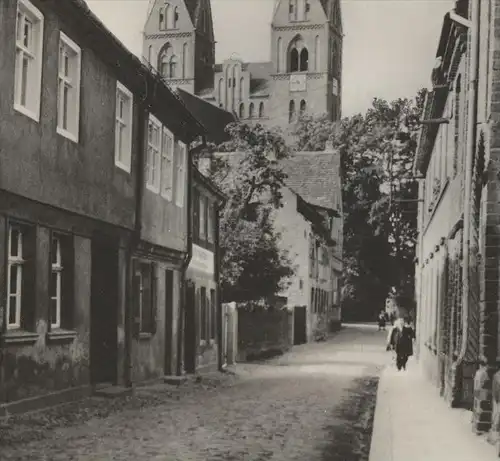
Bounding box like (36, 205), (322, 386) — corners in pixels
(205, 122), (294, 303)
(292, 90), (426, 319)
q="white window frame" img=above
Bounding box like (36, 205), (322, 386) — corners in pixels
(50, 235), (63, 329)
(175, 141), (186, 207)
(7, 225), (25, 330)
(115, 82), (133, 172)
(57, 31), (82, 143)
(146, 114), (162, 193)
(14, 0), (44, 122)
(160, 127), (174, 200)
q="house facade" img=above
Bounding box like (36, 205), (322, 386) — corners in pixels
(143, 0), (343, 129)
(0, 0), (207, 414)
(277, 145), (343, 342)
(414, 0), (500, 437)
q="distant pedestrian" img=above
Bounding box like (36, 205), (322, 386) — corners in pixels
(386, 316), (415, 371)
(377, 309), (387, 331)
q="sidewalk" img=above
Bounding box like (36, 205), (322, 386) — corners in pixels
(369, 358), (497, 461)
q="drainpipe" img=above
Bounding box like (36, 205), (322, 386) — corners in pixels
(456, 0), (480, 377)
(215, 199), (225, 371)
(124, 102), (147, 387)
(177, 138), (205, 376)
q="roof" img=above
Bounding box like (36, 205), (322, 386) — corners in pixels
(177, 88), (236, 144)
(193, 167), (226, 203)
(280, 152), (340, 211)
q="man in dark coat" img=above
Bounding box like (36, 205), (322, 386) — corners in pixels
(388, 317), (415, 371)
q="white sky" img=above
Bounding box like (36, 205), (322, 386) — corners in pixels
(86, 0), (453, 116)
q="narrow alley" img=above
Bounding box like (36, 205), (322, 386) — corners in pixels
(0, 325), (387, 461)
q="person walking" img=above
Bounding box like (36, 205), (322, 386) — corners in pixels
(387, 316), (415, 371)
(377, 309), (387, 331)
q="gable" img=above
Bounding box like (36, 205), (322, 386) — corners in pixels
(144, 0), (196, 34)
(272, 0), (328, 27)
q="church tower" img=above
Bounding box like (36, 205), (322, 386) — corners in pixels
(143, 0), (215, 95)
(268, 0), (343, 127)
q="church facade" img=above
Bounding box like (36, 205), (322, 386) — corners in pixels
(143, 0), (343, 129)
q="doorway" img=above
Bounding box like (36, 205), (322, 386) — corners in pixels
(164, 269), (174, 375)
(90, 238), (119, 385)
(184, 281), (196, 374)
(294, 305), (307, 345)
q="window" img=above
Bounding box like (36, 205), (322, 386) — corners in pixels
(49, 235), (63, 329)
(300, 99), (306, 117)
(164, 3), (171, 29)
(239, 103), (245, 119)
(239, 77), (244, 100)
(210, 289), (216, 340)
(174, 141), (186, 207)
(57, 32), (81, 142)
(277, 37), (283, 73)
(182, 43), (188, 78)
(200, 287), (207, 342)
(289, 0), (297, 20)
(14, 0), (44, 121)
(305, 0), (311, 18)
(199, 195), (207, 241)
(288, 36), (308, 72)
(173, 6), (179, 28)
(134, 262), (156, 335)
(249, 102), (255, 119)
(207, 203), (215, 244)
(161, 127), (174, 200)
(146, 115), (161, 192)
(115, 82), (133, 172)
(159, 7), (166, 30)
(147, 45), (153, 66)
(259, 102), (265, 118)
(169, 56), (178, 78)
(289, 100), (296, 123)
(7, 225), (25, 329)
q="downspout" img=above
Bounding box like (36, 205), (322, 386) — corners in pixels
(215, 198), (225, 371)
(456, 0), (480, 373)
(177, 138), (205, 375)
(125, 100), (147, 387)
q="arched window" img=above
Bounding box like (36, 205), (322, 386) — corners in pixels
(147, 45), (153, 66)
(289, 0), (297, 20)
(164, 4), (171, 29)
(159, 7), (166, 30)
(249, 102), (255, 119)
(288, 36), (308, 73)
(173, 6), (179, 28)
(259, 102), (265, 118)
(182, 43), (188, 78)
(300, 99), (306, 117)
(277, 37), (283, 73)
(289, 100), (296, 123)
(169, 56), (178, 78)
(159, 43), (173, 77)
(218, 78), (224, 104)
(314, 36), (320, 71)
(305, 0), (311, 19)
(239, 103), (245, 119)
(239, 77), (244, 100)
(299, 48), (309, 71)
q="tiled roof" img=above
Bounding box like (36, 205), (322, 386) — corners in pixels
(177, 88), (236, 144)
(280, 152), (340, 211)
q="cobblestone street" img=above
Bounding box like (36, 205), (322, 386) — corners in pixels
(0, 325), (387, 461)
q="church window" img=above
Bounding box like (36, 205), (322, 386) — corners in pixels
(239, 77), (244, 100)
(182, 43), (188, 78)
(289, 0), (297, 20)
(277, 37), (283, 73)
(289, 100), (296, 123)
(239, 103), (245, 119)
(259, 102), (264, 118)
(305, 0), (311, 19)
(159, 43), (173, 78)
(173, 7), (179, 28)
(159, 7), (166, 30)
(147, 45), (153, 66)
(300, 48), (309, 71)
(249, 102), (255, 119)
(164, 4), (171, 29)
(300, 99), (306, 117)
(168, 56), (178, 78)
(288, 36), (308, 72)
(314, 36), (320, 71)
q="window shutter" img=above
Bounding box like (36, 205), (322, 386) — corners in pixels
(132, 259), (141, 339)
(151, 263), (158, 335)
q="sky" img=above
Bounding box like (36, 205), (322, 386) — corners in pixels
(86, 0), (454, 117)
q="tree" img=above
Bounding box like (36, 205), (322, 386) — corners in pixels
(206, 122), (295, 303)
(292, 90), (425, 319)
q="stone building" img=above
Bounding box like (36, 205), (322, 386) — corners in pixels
(414, 0), (500, 439)
(143, 0), (343, 129)
(0, 0), (223, 415)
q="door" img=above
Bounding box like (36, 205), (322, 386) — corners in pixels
(164, 269), (174, 375)
(90, 238), (119, 385)
(294, 305), (307, 345)
(184, 281), (196, 374)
